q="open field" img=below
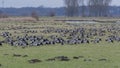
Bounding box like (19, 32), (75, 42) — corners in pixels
(0, 43), (120, 68)
(0, 17), (120, 68)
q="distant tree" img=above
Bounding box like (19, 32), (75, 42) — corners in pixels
(64, 0), (83, 17)
(0, 10), (8, 18)
(88, 0), (112, 17)
(81, 0), (85, 17)
(49, 11), (56, 17)
(2, 13), (8, 18)
(31, 11), (39, 21)
(0, 13), (9, 18)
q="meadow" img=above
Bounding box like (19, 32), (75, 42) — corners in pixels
(0, 17), (120, 68)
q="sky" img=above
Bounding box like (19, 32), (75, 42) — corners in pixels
(0, 0), (120, 8)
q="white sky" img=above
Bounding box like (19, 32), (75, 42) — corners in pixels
(0, 0), (120, 8)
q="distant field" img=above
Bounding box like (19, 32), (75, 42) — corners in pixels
(0, 17), (120, 68)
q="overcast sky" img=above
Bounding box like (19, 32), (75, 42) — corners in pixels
(0, 0), (120, 8)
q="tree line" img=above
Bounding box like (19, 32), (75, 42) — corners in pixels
(0, 0), (113, 18)
(64, 0), (112, 17)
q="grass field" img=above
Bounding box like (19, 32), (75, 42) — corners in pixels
(0, 17), (120, 68)
(0, 42), (120, 68)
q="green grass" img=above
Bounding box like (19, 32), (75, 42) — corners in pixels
(0, 42), (120, 68)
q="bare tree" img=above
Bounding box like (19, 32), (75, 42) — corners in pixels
(64, 0), (83, 17)
(81, 0), (85, 17)
(31, 11), (39, 21)
(88, 0), (112, 17)
(49, 11), (56, 17)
